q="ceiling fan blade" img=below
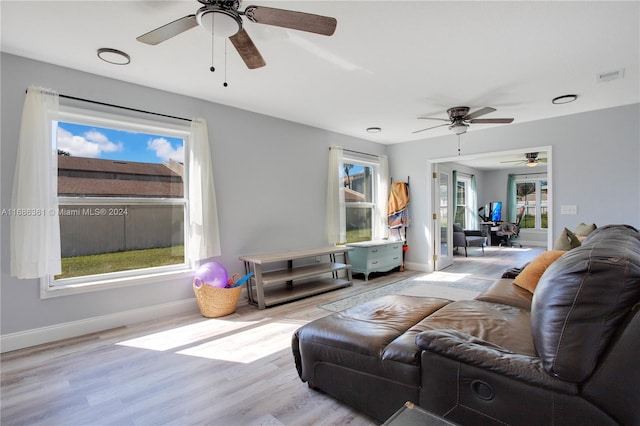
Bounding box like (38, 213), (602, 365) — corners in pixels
(245, 5), (337, 36)
(229, 29), (266, 69)
(417, 116), (450, 122)
(137, 15), (198, 45)
(463, 106), (496, 120)
(468, 118), (514, 124)
(412, 123), (450, 134)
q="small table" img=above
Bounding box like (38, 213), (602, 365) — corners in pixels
(383, 402), (459, 426)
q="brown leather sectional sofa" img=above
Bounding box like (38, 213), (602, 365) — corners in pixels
(292, 225), (640, 425)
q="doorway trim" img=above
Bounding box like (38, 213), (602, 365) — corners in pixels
(427, 146), (553, 263)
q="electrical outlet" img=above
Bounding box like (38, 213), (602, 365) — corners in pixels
(560, 205), (578, 215)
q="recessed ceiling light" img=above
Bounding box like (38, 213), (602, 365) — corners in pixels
(97, 48), (131, 65)
(366, 127), (382, 133)
(552, 94), (578, 104)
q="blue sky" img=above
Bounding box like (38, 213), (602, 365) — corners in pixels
(57, 122), (184, 164)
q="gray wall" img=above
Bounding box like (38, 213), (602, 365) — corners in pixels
(2, 53), (639, 342)
(388, 104), (640, 271)
(1, 53), (387, 336)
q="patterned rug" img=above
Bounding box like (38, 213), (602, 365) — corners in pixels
(318, 272), (495, 312)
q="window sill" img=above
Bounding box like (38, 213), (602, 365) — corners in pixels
(40, 267), (195, 299)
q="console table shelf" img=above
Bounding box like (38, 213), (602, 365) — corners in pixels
(240, 247), (353, 309)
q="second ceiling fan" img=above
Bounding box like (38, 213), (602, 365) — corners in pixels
(413, 106), (514, 135)
(137, 0), (337, 69)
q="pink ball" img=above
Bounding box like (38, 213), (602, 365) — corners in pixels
(194, 262), (228, 288)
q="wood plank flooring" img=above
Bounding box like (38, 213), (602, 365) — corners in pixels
(1, 246), (542, 426)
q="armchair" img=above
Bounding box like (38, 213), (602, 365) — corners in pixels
(453, 223), (487, 257)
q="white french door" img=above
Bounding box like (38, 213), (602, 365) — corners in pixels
(433, 164), (453, 270)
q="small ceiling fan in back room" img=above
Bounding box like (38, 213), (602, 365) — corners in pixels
(136, 0), (337, 70)
(501, 152), (548, 168)
(413, 106), (514, 135)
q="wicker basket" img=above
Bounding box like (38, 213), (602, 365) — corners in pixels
(193, 280), (242, 318)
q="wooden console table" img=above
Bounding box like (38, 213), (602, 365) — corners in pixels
(239, 247), (353, 309)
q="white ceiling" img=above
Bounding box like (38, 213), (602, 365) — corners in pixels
(1, 0), (638, 149)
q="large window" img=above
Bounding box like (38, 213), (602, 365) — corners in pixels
(342, 157), (376, 243)
(49, 107), (191, 290)
(516, 177), (548, 229)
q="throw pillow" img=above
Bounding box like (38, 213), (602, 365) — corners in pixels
(574, 222), (597, 237)
(513, 251), (566, 293)
(553, 227), (582, 250)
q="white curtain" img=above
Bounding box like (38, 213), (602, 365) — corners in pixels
(373, 155), (389, 240)
(11, 86), (61, 279)
(326, 145), (345, 244)
(188, 118), (221, 262)
(471, 174), (478, 229)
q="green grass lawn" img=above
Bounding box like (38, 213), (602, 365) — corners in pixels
(57, 246), (184, 279)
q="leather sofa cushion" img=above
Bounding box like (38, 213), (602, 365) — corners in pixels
(418, 299), (536, 356)
(475, 278), (533, 311)
(532, 225), (640, 382)
(294, 295), (450, 386)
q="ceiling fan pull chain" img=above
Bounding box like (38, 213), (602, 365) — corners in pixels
(209, 24), (215, 72)
(457, 134), (461, 155)
(223, 39), (229, 87)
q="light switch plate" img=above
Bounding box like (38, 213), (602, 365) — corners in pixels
(561, 205), (578, 215)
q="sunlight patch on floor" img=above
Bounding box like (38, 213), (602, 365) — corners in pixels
(413, 271), (472, 282)
(176, 320), (304, 363)
(117, 318), (262, 351)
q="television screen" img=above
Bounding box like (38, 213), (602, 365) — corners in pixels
(490, 202), (502, 222)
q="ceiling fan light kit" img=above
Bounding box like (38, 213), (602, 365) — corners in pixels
(196, 7), (243, 37)
(449, 122), (468, 135)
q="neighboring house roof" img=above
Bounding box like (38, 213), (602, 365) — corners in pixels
(58, 156), (183, 197)
(58, 156), (179, 177)
(344, 187), (365, 202)
(58, 177), (183, 197)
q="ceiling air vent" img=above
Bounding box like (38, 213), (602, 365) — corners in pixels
(597, 68), (625, 83)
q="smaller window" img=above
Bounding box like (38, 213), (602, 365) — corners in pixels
(342, 157), (378, 243)
(454, 175), (474, 229)
(516, 178), (548, 229)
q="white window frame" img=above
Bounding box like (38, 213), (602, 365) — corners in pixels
(455, 174), (475, 229)
(342, 153), (380, 243)
(41, 106), (194, 298)
(515, 175), (548, 230)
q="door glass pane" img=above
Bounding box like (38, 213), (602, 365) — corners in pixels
(440, 173), (449, 256)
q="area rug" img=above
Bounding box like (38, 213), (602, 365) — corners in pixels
(318, 272), (496, 312)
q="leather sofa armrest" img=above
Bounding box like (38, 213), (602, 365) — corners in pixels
(416, 329), (577, 393)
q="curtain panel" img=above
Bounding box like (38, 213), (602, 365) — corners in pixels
(11, 86), (62, 279)
(373, 155), (389, 240)
(507, 174), (517, 222)
(188, 118), (222, 262)
(326, 146), (346, 244)
(471, 174), (478, 229)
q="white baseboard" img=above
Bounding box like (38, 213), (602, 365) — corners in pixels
(404, 261), (432, 273)
(0, 298), (200, 353)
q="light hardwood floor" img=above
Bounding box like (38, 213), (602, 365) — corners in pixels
(1, 246), (543, 426)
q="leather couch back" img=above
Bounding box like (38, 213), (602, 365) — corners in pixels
(531, 225), (640, 382)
